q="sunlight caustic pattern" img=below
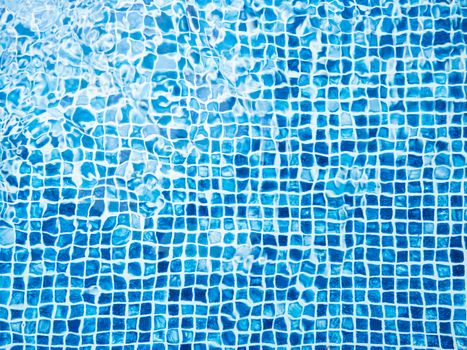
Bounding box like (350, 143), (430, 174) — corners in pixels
(0, 0), (466, 348)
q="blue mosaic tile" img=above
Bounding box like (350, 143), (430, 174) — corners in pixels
(0, 0), (467, 348)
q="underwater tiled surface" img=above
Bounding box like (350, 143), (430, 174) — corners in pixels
(0, 0), (467, 348)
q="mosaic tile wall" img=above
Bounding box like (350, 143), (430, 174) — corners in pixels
(0, 0), (466, 348)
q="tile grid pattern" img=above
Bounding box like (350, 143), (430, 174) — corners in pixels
(0, 0), (466, 349)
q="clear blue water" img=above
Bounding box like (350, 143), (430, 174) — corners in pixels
(0, 0), (466, 349)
